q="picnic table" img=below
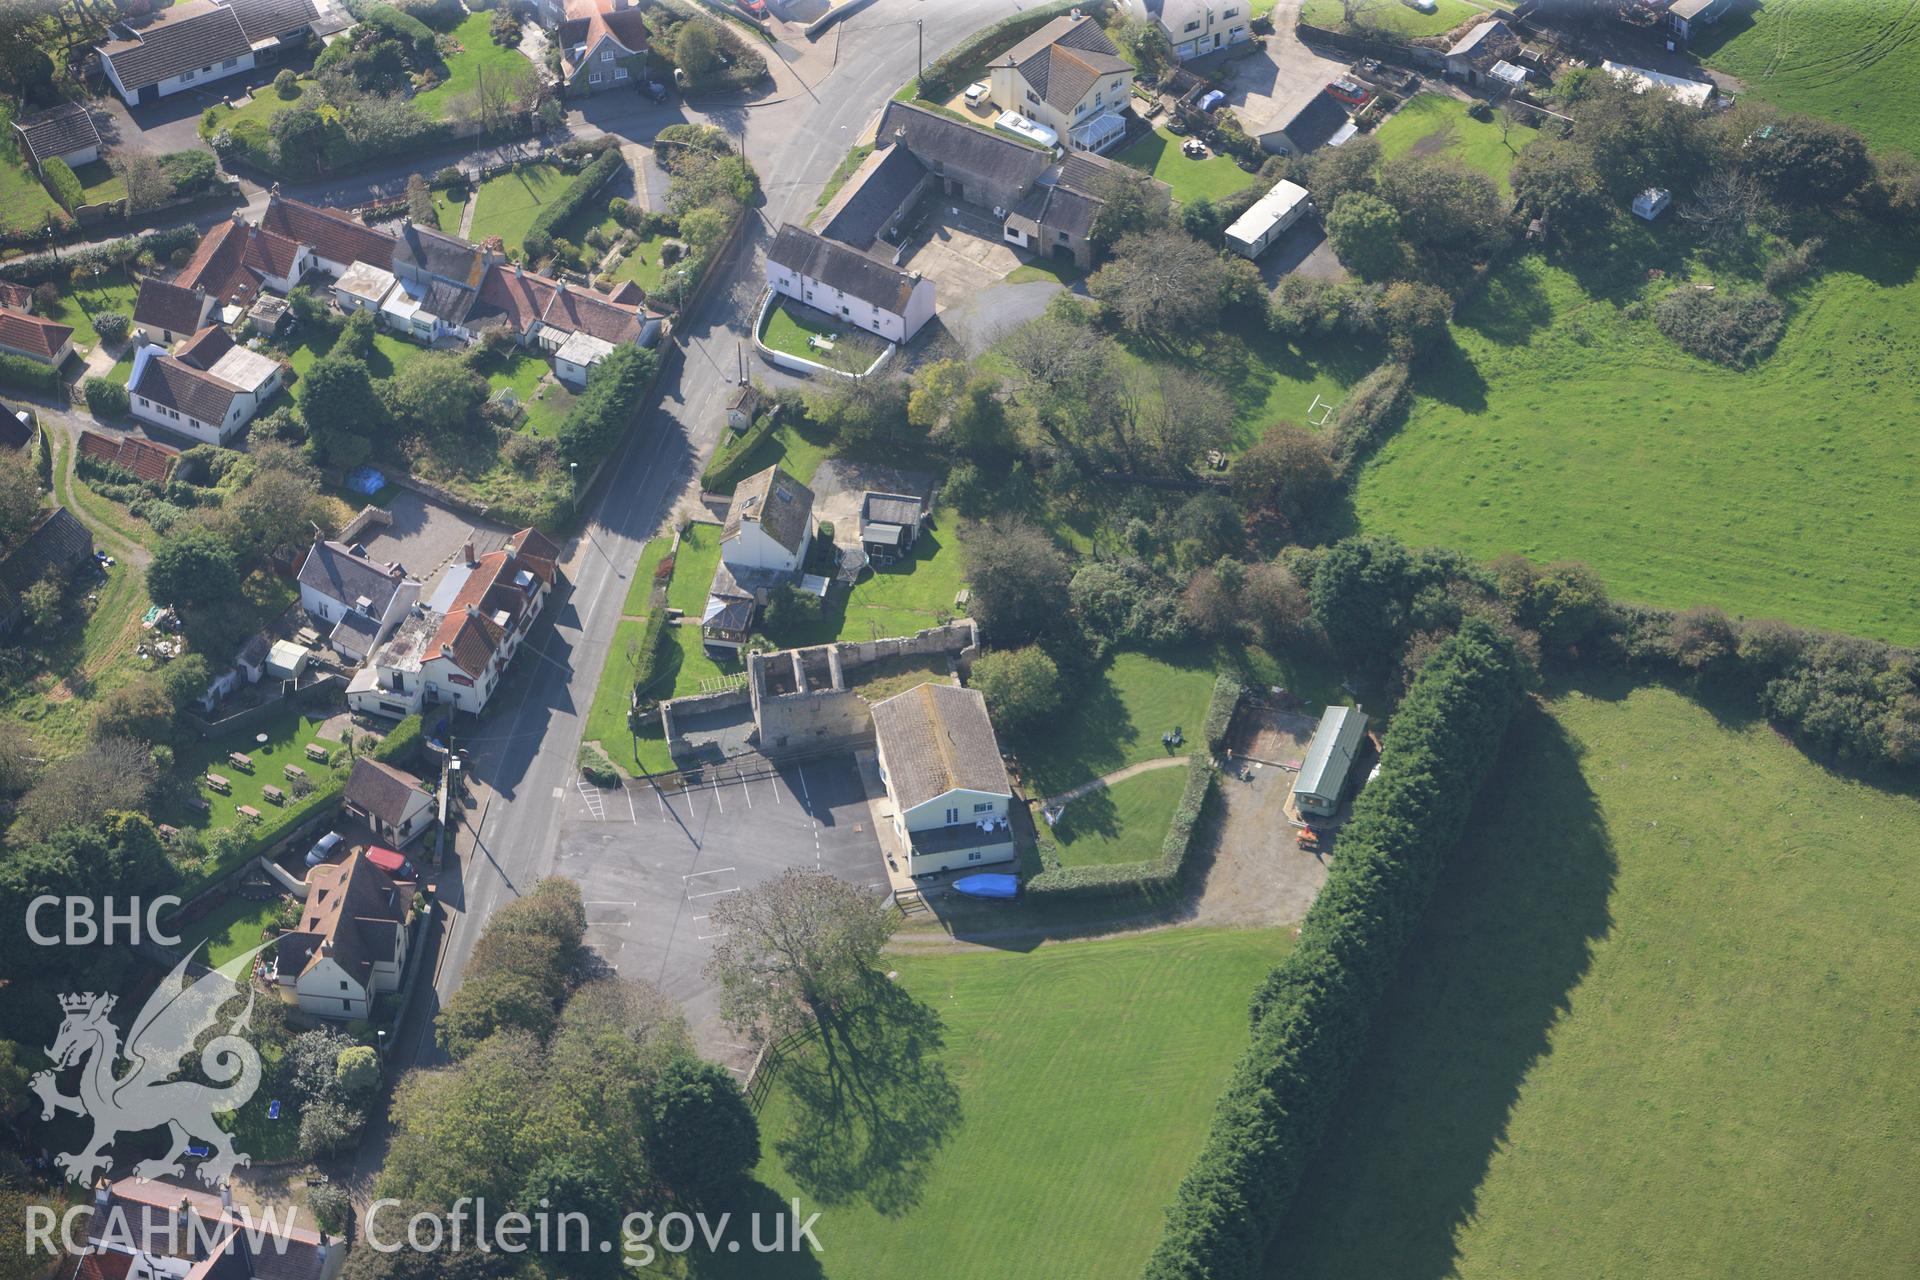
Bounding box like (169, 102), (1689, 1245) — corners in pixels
(284, 763), (307, 782)
(157, 824), (179, 842)
(262, 785), (286, 805)
(188, 796), (211, 814)
(304, 743), (330, 763)
(237, 805), (262, 823)
(228, 751), (254, 772)
(205, 773), (231, 794)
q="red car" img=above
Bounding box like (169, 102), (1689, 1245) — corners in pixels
(1325, 78), (1373, 107)
(736, 0), (767, 16)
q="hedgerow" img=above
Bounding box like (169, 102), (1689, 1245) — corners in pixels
(0, 352), (61, 397)
(700, 405), (777, 493)
(556, 342), (658, 465)
(523, 148), (624, 262)
(1143, 618), (1523, 1280)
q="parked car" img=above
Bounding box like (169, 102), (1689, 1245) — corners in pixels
(735, 0), (767, 15)
(964, 80), (990, 106)
(642, 78), (668, 102)
(304, 831), (344, 867)
(1326, 78), (1374, 107)
(364, 847), (416, 879)
(1197, 89), (1226, 113)
(1407, 0), (1438, 12)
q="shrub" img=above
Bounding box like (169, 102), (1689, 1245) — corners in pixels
(1762, 235), (1823, 294)
(91, 311), (130, 344)
(1654, 286), (1785, 367)
(523, 150), (625, 265)
(699, 409), (778, 492)
(629, 605), (672, 708)
(83, 378), (129, 420)
(557, 342), (657, 465)
(274, 68), (300, 98)
(434, 164), (467, 191)
(372, 714), (425, 769)
(42, 157), (84, 212)
(1327, 359), (1411, 476)
(1144, 620), (1523, 1280)
(578, 742), (620, 788)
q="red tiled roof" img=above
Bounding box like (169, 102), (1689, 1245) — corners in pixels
(176, 217), (302, 304)
(70, 1250), (133, 1280)
(476, 264), (652, 345)
(0, 306), (73, 360)
(544, 281), (646, 344)
(450, 550), (513, 613)
(0, 282), (32, 311)
(432, 606), (505, 677)
(261, 193), (395, 271)
(78, 430), (179, 484)
(476, 264), (553, 333)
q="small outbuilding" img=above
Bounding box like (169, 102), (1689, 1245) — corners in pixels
(859, 491), (928, 562)
(264, 639), (311, 681)
(1224, 180), (1313, 260)
(1293, 705), (1368, 818)
(1632, 187), (1672, 221)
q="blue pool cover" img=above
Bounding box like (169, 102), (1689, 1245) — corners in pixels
(952, 874), (1018, 900)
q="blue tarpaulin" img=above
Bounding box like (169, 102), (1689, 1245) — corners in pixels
(952, 874), (1018, 900)
(346, 466), (387, 496)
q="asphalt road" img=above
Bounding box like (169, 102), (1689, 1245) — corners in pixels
(406, 0), (1028, 1074)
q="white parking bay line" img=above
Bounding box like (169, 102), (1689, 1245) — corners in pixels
(626, 790), (637, 822)
(687, 886), (740, 900)
(683, 867), (737, 880)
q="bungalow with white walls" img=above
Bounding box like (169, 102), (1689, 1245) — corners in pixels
(127, 327), (284, 445)
(95, 0), (255, 106)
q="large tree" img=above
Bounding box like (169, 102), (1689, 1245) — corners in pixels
(147, 524), (240, 610)
(1087, 228), (1227, 339)
(645, 1057), (760, 1207)
(0, 450), (40, 550)
(387, 351), (487, 437)
(969, 645), (1061, 728)
(1375, 156), (1503, 268)
(705, 868), (896, 1049)
(958, 515), (1073, 646)
(300, 352), (384, 466)
(1510, 139), (1613, 239)
(1232, 421), (1334, 529)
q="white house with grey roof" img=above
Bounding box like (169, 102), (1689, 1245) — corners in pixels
(297, 538), (421, 664)
(1122, 0), (1252, 62)
(10, 102), (101, 173)
(765, 224), (936, 344)
(987, 11), (1134, 153)
(872, 682), (1016, 876)
(702, 465), (815, 652)
(95, 0), (257, 106)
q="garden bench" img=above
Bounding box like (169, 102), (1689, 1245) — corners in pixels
(205, 773), (231, 794)
(262, 785), (285, 805)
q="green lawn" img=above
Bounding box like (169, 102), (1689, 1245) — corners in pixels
(741, 927), (1289, 1280)
(1352, 238), (1920, 644)
(285, 326), (425, 382)
(609, 231), (678, 294)
(580, 539), (677, 777)
(163, 709), (350, 841)
(71, 159), (126, 206)
(175, 893), (288, 969)
(624, 537), (670, 616)
(1302, 0), (1489, 38)
(1375, 92), (1537, 194)
(201, 77), (314, 143)
(1005, 256), (1084, 286)
(760, 299), (887, 374)
(0, 149), (69, 236)
(467, 163), (569, 252)
(1009, 650), (1218, 796)
(1270, 681), (1920, 1278)
(708, 417), (836, 493)
(413, 12), (538, 120)
(479, 347), (571, 435)
(762, 527), (968, 650)
(1696, 0), (1920, 156)
(1114, 127), (1261, 205)
(432, 186), (466, 234)
(43, 270), (140, 352)
(665, 523), (722, 616)
(1046, 764), (1186, 867)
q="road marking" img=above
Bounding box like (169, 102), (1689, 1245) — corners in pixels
(741, 775), (752, 808)
(552, 786), (564, 799)
(712, 780), (724, 813)
(626, 789), (636, 821)
(583, 899), (638, 905)
(687, 886), (740, 900)
(683, 866), (736, 879)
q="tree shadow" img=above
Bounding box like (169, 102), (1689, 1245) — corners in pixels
(1263, 699), (1617, 1279)
(683, 1178), (829, 1278)
(1049, 782), (1121, 845)
(771, 973), (961, 1218)
(1408, 332), (1487, 414)
(1456, 260), (1553, 347)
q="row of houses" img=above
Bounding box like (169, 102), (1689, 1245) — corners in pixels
(125, 193), (664, 445)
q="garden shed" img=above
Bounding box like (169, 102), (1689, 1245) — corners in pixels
(1293, 705), (1368, 818)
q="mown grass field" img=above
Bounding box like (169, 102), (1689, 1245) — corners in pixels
(1270, 681), (1920, 1279)
(1047, 765), (1186, 866)
(1010, 650), (1217, 796)
(1375, 92), (1537, 194)
(413, 12), (538, 121)
(1302, 0), (1488, 38)
(742, 927), (1289, 1280)
(1352, 237), (1920, 643)
(1696, 0), (1920, 156)
(1114, 127), (1261, 205)
(0, 148), (69, 236)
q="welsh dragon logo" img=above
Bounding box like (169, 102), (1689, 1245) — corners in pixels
(31, 945), (267, 1187)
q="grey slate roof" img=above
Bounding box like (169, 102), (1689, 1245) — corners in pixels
(394, 220), (487, 287)
(298, 539), (406, 615)
(222, 0), (320, 44)
(98, 0), (252, 93)
(768, 224), (921, 314)
(130, 354), (240, 425)
(723, 464), (815, 556)
(875, 100), (1053, 191)
(12, 102), (102, 166)
(820, 143), (928, 251)
(1282, 92), (1352, 153)
(998, 14), (1131, 114)
(862, 492), (923, 528)
(871, 682), (1012, 813)
(345, 756), (426, 829)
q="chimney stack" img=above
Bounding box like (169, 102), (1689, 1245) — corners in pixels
(462, 541), (475, 565)
(318, 1233), (330, 1264)
(93, 1178), (110, 1209)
